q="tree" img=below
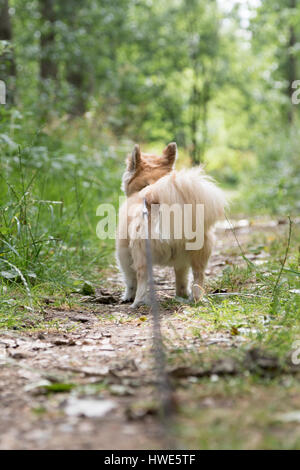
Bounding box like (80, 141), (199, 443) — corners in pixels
(287, 0), (297, 123)
(251, 0), (300, 126)
(168, 0), (220, 164)
(58, 0), (94, 116)
(39, 0), (58, 80)
(0, 0), (16, 104)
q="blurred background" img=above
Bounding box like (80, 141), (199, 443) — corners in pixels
(0, 0), (299, 292)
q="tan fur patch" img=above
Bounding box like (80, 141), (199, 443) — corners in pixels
(126, 154), (173, 196)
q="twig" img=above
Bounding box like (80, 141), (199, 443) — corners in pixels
(225, 213), (255, 269)
(207, 292), (270, 299)
(0, 258), (33, 310)
(271, 216), (293, 310)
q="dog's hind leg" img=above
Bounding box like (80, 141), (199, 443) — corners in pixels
(189, 231), (214, 301)
(117, 243), (137, 303)
(131, 241), (149, 308)
(174, 265), (190, 298)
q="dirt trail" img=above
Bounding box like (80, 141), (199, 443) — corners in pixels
(0, 219), (292, 450)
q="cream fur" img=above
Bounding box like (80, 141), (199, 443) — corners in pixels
(116, 147), (226, 308)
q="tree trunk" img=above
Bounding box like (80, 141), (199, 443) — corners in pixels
(190, 62), (210, 165)
(199, 79), (210, 162)
(287, 0), (297, 123)
(66, 67), (87, 116)
(190, 76), (201, 165)
(39, 0), (58, 80)
(0, 0), (16, 104)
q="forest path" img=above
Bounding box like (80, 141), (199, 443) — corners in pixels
(0, 218), (296, 450)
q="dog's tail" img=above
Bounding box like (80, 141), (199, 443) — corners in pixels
(142, 167), (226, 230)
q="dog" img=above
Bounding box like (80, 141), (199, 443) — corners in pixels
(116, 142), (226, 308)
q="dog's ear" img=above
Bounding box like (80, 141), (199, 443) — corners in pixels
(163, 142), (177, 166)
(127, 144), (141, 172)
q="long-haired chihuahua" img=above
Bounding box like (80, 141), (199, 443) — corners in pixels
(116, 143), (226, 308)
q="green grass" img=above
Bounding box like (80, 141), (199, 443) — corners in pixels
(164, 225), (300, 449)
(0, 109), (124, 329)
(218, 227), (299, 350)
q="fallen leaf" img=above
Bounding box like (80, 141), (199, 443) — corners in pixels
(8, 347), (34, 359)
(51, 338), (76, 346)
(81, 281), (95, 296)
(126, 401), (158, 420)
(42, 383), (76, 393)
(212, 358), (238, 375)
(244, 348), (281, 375)
(70, 315), (91, 323)
(64, 397), (117, 418)
(169, 366), (205, 379)
(80, 366), (110, 376)
(230, 326), (239, 336)
(276, 411), (300, 423)
(110, 384), (134, 396)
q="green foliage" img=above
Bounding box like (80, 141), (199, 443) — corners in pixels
(2, 0), (298, 193)
(235, 128), (300, 215)
(0, 108), (122, 308)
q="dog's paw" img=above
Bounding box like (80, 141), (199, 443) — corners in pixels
(121, 288), (136, 303)
(130, 298), (149, 309)
(121, 295), (134, 304)
(175, 290), (190, 299)
(190, 284), (205, 303)
(175, 295), (191, 304)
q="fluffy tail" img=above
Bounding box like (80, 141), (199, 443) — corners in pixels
(141, 168), (226, 230)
